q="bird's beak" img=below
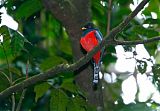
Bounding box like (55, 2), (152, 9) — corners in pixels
(81, 27), (87, 30)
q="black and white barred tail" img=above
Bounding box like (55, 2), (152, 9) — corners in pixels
(92, 47), (104, 86)
(93, 63), (100, 85)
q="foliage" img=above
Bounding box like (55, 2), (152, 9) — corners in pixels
(0, 0), (160, 111)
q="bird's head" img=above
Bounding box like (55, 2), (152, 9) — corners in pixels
(81, 22), (94, 31)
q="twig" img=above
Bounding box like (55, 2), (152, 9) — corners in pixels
(11, 95), (15, 111)
(107, 0), (112, 35)
(0, 70), (11, 83)
(16, 60), (29, 111)
(113, 36), (160, 45)
(103, 0), (112, 57)
(12, 77), (26, 85)
(107, 0), (149, 40)
(0, 0), (150, 100)
(15, 89), (26, 111)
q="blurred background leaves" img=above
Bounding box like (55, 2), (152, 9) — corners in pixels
(0, 0), (159, 111)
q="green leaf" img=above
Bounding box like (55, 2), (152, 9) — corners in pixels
(50, 89), (69, 111)
(15, 0), (43, 19)
(0, 26), (10, 37)
(0, 26), (12, 60)
(145, 42), (157, 55)
(34, 82), (50, 102)
(103, 46), (116, 66)
(143, 18), (160, 25)
(152, 64), (160, 91)
(111, 4), (131, 28)
(91, 0), (107, 35)
(103, 54), (116, 66)
(143, 0), (160, 17)
(152, 64), (160, 75)
(92, 0), (105, 16)
(10, 30), (25, 56)
(115, 0), (132, 5)
(40, 55), (67, 71)
(137, 60), (147, 74)
(0, 71), (10, 92)
(155, 51), (160, 64)
(132, 26), (159, 38)
(10, 67), (22, 76)
(60, 38), (72, 55)
(61, 78), (78, 93)
(67, 96), (89, 111)
(118, 103), (153, 111)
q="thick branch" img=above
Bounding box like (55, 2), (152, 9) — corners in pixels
(0, 0), (150, 100)
(43, 0), (104, 108)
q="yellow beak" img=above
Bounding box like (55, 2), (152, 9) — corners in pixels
(81, 27), (87, 30)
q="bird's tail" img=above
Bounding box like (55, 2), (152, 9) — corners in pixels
(93, 63), (100, 85)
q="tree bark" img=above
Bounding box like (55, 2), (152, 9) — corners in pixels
(42, 0), (104, 109)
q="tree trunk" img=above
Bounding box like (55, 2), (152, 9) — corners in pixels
(42, 0), (104, 109)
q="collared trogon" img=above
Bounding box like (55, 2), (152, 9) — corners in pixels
(80, 22), (103, 85)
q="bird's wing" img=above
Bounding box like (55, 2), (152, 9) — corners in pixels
(95, 30), (103, 42)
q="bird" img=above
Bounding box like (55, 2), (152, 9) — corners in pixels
(80, 22), (103, 86)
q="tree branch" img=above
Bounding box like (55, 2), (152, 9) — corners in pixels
(43, 0), (104, 108)
(113, 36), (160, 45)
(0, 0), (150, 100)
(107, 0), (149, 40)
(107, 0), (112, 35)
